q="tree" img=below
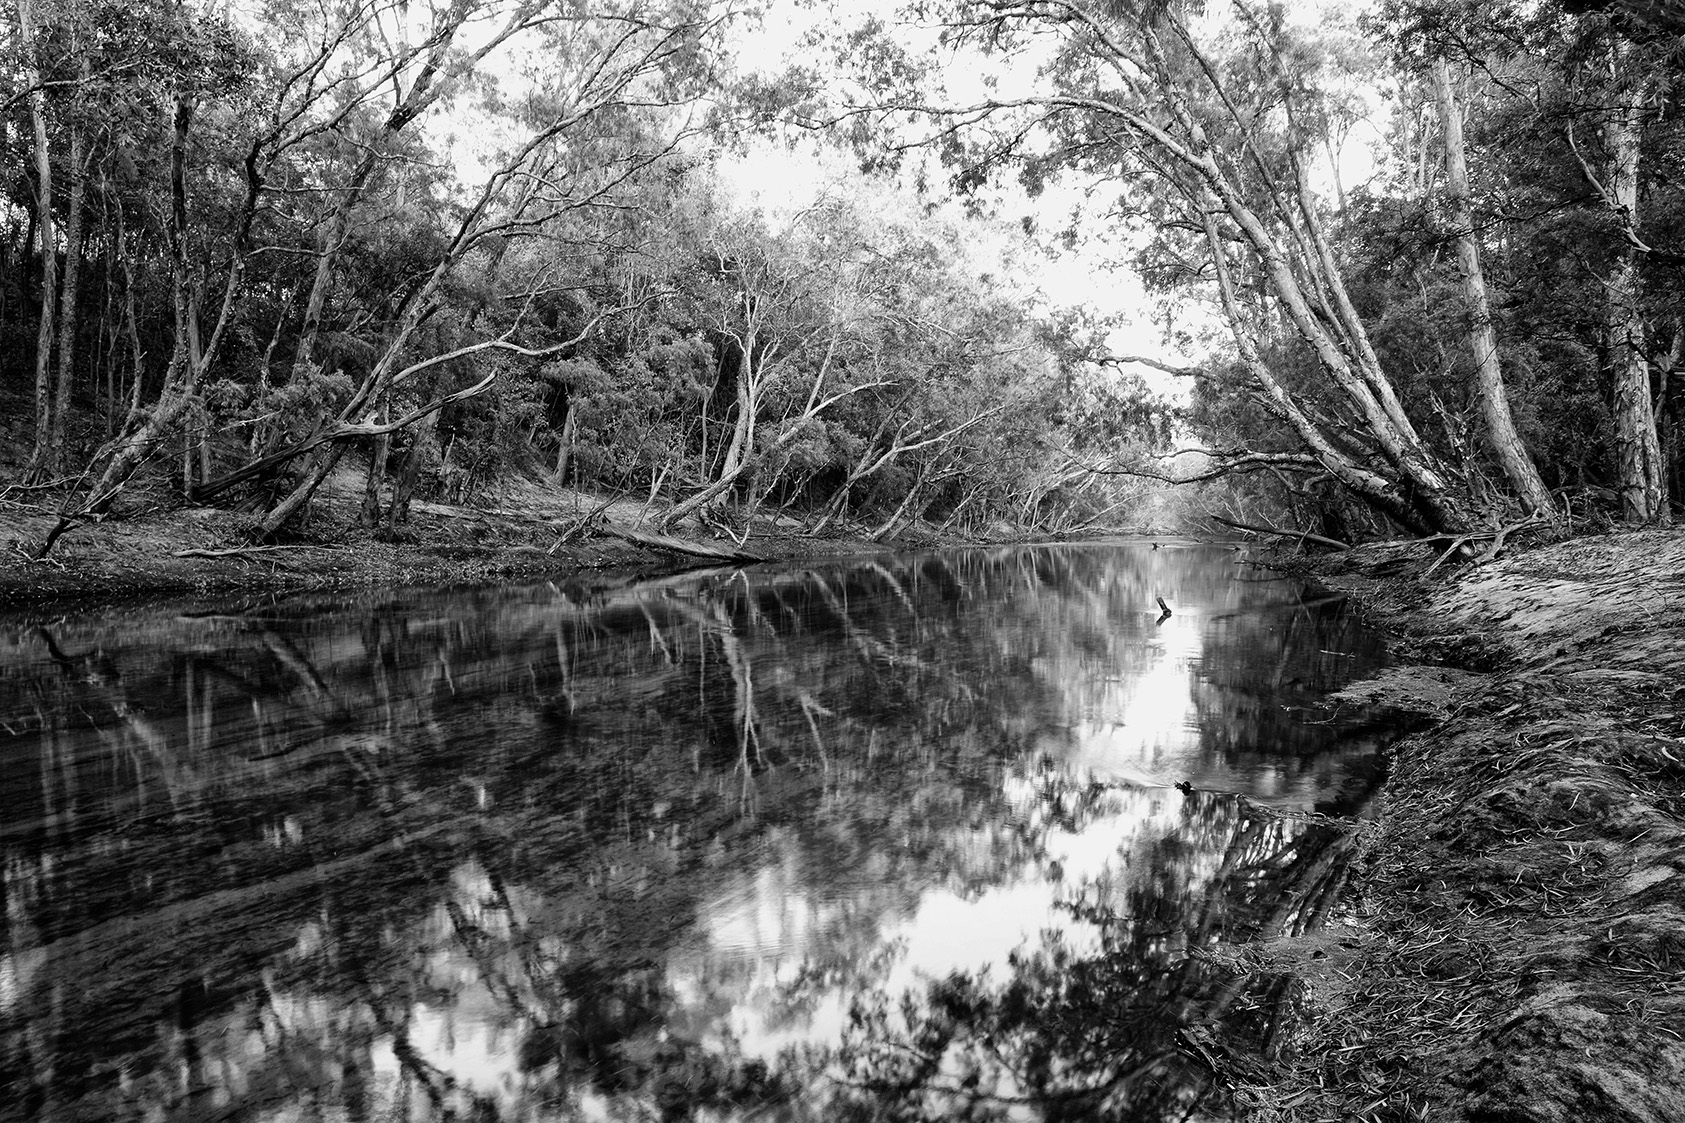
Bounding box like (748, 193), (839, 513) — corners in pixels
(14, 0), (744, 552)
(1374, 0), (1683, 524)
(881, 1), (1488, 537)
(1572, 34), (1669, 522)
(1431, 57), (1557, 517)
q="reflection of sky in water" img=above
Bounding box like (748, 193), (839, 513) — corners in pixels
(1, 543), (1387, 1121)
(1048, 607), (1202, 785)
(376, 785), (1200, 1115)
(690, 780), (1190, 1061)
(394, 580), (1293, 1099)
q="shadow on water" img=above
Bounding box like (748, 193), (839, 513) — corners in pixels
(0, 543), (1389, 1121)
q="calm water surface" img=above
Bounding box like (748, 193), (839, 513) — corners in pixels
(1, 543), (1390, 1121)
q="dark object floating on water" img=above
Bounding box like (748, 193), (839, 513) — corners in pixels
(1156, 596), (1173, 624)
(1175, 780), (1194, 794)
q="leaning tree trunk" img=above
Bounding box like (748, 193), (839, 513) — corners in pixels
(1603, 58), (1668, 524)
(1133, 18), (1474, 537)
(1433, 60), (1558, 519)
(717, 333), (757, 485)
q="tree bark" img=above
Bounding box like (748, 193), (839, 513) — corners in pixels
(660, 378), (886, 529)
(1128, 17), (1472, 535)
(1432, 59), (1558, 519)
(1603, 53), (1668, 523)
(19, 0), (56, 481)
(717, 327), (757, 484)
(387, 409), (437, 524)
(359, 395), (390, 528)
(554, 403), (577, 482)
(50, 101), (89, 478)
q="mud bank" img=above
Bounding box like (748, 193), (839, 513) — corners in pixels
(1240, 530), (1685, 1123)
(0, 491), (907, 617)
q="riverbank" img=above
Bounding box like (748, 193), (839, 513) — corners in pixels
(0, 478), (936, 615)
(1240, 529), (1685, 1123)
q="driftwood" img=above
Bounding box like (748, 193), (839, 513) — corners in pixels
(549, 496), (618, 552)
(172, 545), (327, 559)
(596, 522), (766, 563)
(1207, 513), (1351, 551)
(1422, 516), (1544, 578)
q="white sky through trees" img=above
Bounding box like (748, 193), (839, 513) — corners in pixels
(732, 0), (1389, 400)
(221, 0), (1386, 401)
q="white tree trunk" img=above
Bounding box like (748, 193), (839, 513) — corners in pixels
(1433, 59), (1557, 518)
(1603, 54), (1667, 523)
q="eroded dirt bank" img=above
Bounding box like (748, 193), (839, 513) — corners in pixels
(1242, 530), (1685, 1123)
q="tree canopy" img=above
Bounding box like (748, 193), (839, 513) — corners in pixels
(1, 0), (1679, 550)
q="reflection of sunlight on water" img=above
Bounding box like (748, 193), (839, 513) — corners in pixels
(378, 597), (1264, 1100)
(1050, 610), (1202, 785)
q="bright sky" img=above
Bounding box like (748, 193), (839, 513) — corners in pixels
(731, 0), (1390, 394)
(261, 0), (1390, 400)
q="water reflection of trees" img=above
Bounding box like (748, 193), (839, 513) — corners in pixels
(821, 792), (1359, 1122)
(0, 545), (1384, 1121)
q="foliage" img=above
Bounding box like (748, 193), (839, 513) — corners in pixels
(0, 0), (1174, 540)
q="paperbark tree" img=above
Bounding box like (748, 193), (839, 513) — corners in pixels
(905, 1), (1479, 536)
(21, 0), (739, 555)
(1590, 46), (1668, 523)
(49, 62), (88, 479)
(17, 0), (56, 481)
(1431, 57), (1557, 518)
(1371, 0), (1683, 525)
(248, 6), (730, 536)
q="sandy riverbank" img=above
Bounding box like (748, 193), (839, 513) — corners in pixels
(1237, 529), (1685, 1123)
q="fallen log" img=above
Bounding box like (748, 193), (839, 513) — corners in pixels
(1206, 513), (1350, 551)
(596, 523), (766, 563)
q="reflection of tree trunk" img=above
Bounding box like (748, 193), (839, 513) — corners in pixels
(361, 990), (453, 1110)
(713, 601), (761, 778)
(1255, 829), (1355, 939)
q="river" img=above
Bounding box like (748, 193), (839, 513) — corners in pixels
(0, 542), (1391, 1121)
